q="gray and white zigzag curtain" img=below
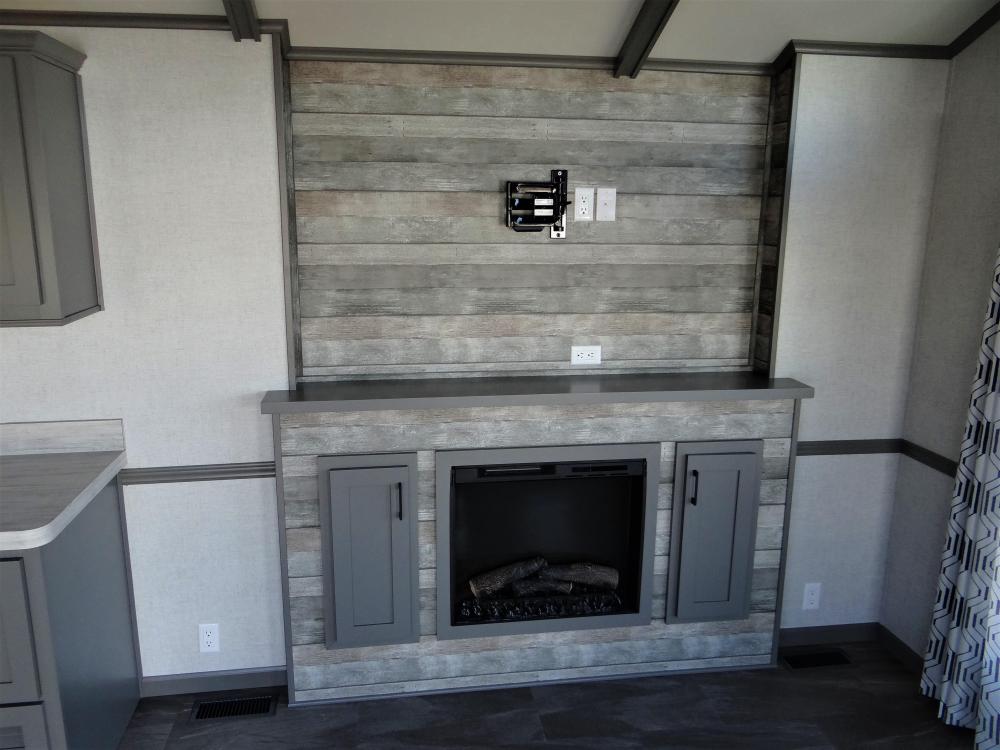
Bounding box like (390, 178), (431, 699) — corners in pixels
(922, 245), (1000, 749)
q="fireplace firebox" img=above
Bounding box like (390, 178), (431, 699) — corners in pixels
(436, 444), (661, 639)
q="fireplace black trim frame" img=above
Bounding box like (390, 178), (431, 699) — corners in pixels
(435, 443), (661, 640)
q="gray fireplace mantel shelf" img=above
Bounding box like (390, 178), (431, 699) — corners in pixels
(261, 372), (814, 414)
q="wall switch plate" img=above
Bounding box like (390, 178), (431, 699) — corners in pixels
(199, 623), (220, 653)
(802, 582), (821, 610)
(596, 187), (616, 221)
(571, 345), (601, 365)
(574, 187), (594, 221)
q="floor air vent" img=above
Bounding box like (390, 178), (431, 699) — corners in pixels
(191, 694), (276, 721)
(781, 647), (852, 669)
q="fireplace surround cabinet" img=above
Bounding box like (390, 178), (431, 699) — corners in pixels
(263, 372), (813, 705)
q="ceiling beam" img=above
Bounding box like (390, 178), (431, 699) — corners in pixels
(948, 0), (1000, 56)
(222, 0), (260, 42)
(614, 0), (681, 78)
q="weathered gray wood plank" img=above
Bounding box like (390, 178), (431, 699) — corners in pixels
(298, 263), (755, 290)
(301, 334), (749, 368)
(292, 113), (766, 145)
(294, 135), (763, 170)
(291, 83), (769, 124)
(289, 62), (770, 97)
(280, 413), (793, 456)
(298, 286), (755, 317)
(301, 313), (750, 341)
(293, 652), (772, 702)
(296, 217), (759, 245)
(294, 162), (764, 195)
(299, 361), (752, 379)
(296, 243), (758, 267)
(296, 192), (762, 220)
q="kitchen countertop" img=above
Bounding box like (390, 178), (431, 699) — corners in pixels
(262, 371), (814, 414)
(0, 450), (127, 550)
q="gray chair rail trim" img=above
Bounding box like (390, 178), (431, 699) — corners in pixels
(140, 666), (287, 698)
(119, 462), (276, 485)
(797, 439), (957, 478)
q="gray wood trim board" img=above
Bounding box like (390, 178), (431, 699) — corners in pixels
(262, 372), (814, 414)
(614, 0), (681, 79)
(140, 666), (287, 698)
(0, 450), (127, 550)
(118, 461), (276, 485)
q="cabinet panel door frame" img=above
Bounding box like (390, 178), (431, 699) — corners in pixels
(0, 559), (40, 704)
(0, 703), (49, 749)
(666, 440), (762, 623)
(317, 453), (419, 650)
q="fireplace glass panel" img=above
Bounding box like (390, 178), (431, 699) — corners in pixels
(449, 459), (646, 627)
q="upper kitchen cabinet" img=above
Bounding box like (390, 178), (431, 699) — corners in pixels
(0, 31), (101, 326)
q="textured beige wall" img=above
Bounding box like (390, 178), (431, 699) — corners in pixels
(882, 23), (1000, 655)
(901, 23), (1000, 461)
(0, 27), (288, 676)
(774, 54), (948, 629)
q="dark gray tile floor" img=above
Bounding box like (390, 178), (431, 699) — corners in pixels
(118, 643), (973, 749)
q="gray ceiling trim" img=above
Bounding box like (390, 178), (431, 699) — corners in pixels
(119, 461), (276, 485)
(771, 39), (951, 74)
(948, 0), (1000, 56)
(222, 0), (260, 42)
(614, 0), (681, 78)
(644, 58), (771, 76)
(0, 9), (231, 30)
(284, 46), (615, 69)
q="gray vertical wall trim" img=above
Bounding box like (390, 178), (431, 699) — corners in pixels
(271, 37), (300, 386)
(272, 415), (295, 700)
(748, 73), (777, 367)
(948, 0), (1000, 56)
(766, 53), (802, 379)
(771, 397), (801, 664)
(115, 474), (145, 684)
(614, 0), (681, 78)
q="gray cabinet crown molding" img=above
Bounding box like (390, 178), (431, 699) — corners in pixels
(0, 29), (85, 70)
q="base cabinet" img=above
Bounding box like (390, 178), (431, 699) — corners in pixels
(319, 454), (420, 649)
(668, 441), (763, 622)
(0, 482), (138, 750)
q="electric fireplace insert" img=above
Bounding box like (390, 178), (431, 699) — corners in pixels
(435, 444), (660, 639)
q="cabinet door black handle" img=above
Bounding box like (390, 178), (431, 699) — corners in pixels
(397, 482), (404, 521)
(690, 469), (699, 506)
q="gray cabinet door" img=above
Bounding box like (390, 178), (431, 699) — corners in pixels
(0, 56), (43, 308)
(0, 704), (48, 750)
(671, 444), (761, 622)
(320, 462), (416, 648)
(0, 560), (39, 704)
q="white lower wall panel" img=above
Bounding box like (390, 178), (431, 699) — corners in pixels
(881, 456), (953, 655)
(780, 454), (897, 628)
(124, 479), (285, 676)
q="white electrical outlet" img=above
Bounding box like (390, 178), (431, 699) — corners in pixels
(574, 187), (594, 221)
(571, 345), (602, 365)
(199, 623), (220, 653)
(596, 187), (616, 221)
(802, 582), (821, 611)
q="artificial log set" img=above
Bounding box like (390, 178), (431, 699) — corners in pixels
(456, 557), (625, 625)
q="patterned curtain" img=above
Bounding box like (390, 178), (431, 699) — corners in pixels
(922, 246), (1000, 749)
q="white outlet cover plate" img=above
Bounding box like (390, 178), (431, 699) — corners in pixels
(574, 187), (594, 221)
(571, 345), (602, 365)
(802, 583), (821, 610)
(596, 187), (616, 221)
(199, 623), (220, 653)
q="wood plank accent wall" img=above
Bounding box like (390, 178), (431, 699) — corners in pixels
(277, 398), (793, 702)
(289, 62), (771, 381)
(751, 64), (794, 374)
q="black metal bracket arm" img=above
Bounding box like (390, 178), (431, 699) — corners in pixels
(505, 169), (570, 239)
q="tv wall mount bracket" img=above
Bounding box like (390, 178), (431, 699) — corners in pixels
(505, 170), (570, 239)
